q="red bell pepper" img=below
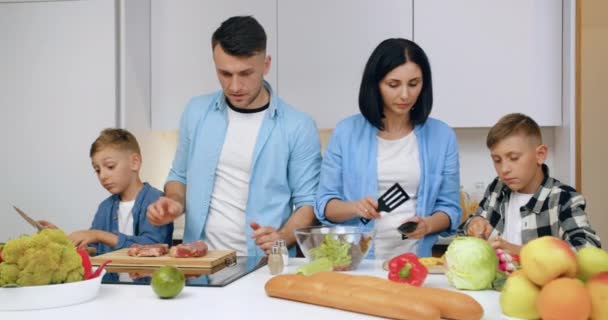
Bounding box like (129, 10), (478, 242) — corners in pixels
(387, 253), (428, 286)
(77, 248), (94, 280)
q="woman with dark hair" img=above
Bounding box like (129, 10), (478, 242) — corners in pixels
(315, 38), (461, 258)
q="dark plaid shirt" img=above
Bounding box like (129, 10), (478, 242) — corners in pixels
(459, 165), (601, 250)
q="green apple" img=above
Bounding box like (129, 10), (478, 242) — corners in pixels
(499, 270), (541, 319)
(577, 247), (608, 282)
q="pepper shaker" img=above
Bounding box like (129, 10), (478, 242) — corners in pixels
(276, 239), (289, 266)
(268, 245), (284, 275)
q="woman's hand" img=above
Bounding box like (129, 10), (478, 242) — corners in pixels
(350, 197), (380, 220)
(400, 216), (431, 239)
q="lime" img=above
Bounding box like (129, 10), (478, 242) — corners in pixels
(151, 266), (185, 299)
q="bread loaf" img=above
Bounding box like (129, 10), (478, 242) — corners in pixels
(265, 274), (440, 320)
(265, 272), (484, 320)
(310, 272), (484, 320)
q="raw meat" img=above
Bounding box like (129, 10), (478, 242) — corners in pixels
(127, 243), (169, 257)
(169, 240), (208, 258)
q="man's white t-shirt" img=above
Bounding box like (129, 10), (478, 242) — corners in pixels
(503, 192), (533, 245)
(374, 132), (420, 260)
(204, 103), (267, 256)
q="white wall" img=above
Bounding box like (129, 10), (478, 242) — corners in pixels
(0, 0), (116, 239)
(121, 0), (185, 237)
(0, 0), (575, 242)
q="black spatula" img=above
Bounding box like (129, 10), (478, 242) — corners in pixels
(360, 182), (410, 224)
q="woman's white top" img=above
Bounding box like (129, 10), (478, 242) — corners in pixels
(374, 132), (420, 260)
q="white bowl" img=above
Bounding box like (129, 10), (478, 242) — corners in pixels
(0, 270), (106, 311)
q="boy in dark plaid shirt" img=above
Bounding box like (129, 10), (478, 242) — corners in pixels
(459, 113), (601, 255)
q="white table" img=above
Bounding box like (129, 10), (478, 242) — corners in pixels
(1, 259), (503, 319)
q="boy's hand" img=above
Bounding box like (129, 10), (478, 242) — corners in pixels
(351, 197), (380, 220)
(69, 230), (99, 249)
(147, 196), (184, 226)
(467, 216), (493, 239)
(37, 220), (58, 229)
(250, 222), (282, 254)
(490, 236), (522, 256)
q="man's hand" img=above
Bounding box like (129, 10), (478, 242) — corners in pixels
(466, 216), (493, 239)
(69, 230), (99, 249)
(250, 222), (282, 254)
(489, 236), (522, 256)
(351, 197), (380, 220)
(147, 196), (184, 226)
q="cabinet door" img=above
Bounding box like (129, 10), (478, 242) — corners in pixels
(414, 0), (562, 127)
(278, 0), (413, 129)
(0, 0), (116, 238)
(151, 0), (278, 130)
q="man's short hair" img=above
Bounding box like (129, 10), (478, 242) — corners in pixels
(90, 128), (141, 157)
(211, 16), (266, 57)
(486, 113), (542, 149)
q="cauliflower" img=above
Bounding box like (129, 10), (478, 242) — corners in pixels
(0, 229), (83, 286)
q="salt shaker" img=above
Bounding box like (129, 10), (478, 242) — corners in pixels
(276, 239), (289, 266)
(268, 245), (284, 275)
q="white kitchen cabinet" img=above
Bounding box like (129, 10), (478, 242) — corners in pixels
(0, 0), (116, 238)
(413, 0), (563, 127)
(150, 0), (278, 130)
(277, 0), (413, 129)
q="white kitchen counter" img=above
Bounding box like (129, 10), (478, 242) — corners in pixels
(1, 258), (504, 320)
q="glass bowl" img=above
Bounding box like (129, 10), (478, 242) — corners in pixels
(294, 226), (375, 271)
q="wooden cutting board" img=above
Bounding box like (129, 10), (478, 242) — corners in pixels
(90, 248), (236, 269)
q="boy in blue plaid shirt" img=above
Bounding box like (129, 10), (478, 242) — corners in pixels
(459, 113), (601, 255)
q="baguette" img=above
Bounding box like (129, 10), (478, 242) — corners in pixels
(265, 274), (440, 320)
(310, 272), (484, 320)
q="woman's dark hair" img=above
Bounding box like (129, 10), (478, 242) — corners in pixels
(359, 38), (433, 130)
(211, 16), (267, 57)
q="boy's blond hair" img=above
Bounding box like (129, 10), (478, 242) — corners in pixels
(486, 113), (542, 149)
(90, 128), (141, 157)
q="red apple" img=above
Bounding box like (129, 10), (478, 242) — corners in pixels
(587, 272), (608, 320)
(520, 236), (578, 286)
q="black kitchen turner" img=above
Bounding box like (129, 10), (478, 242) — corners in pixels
(360, 182), (410, 224)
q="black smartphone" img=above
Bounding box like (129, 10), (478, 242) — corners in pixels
(397, 221), (418, 239)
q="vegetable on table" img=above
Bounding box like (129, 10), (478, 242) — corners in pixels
(296, 257), (333, 276)
(0, 229), (84, 286)
(387, 253), (428, 286)
(444, 236), (498, 290)
(496, 249), (520, 274)
(308, 234), (352, 270)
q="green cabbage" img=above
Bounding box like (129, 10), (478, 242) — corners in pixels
(445, 236), (498, 290)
